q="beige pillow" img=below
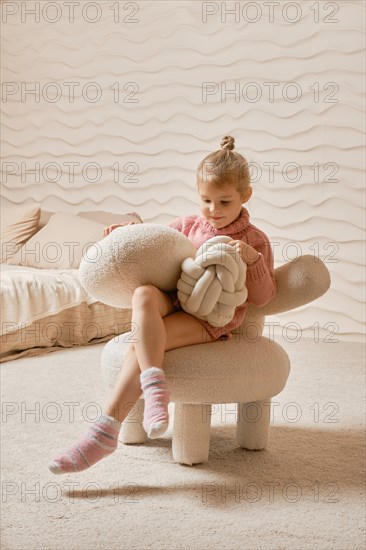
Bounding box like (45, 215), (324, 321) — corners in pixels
(1, 203), (41, 263)
(79, 210), (142, 226)
(37, 210), (142, 230)
(8, 212), (105, 269)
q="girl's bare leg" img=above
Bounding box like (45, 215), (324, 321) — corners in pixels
(103, 346), (143, 423)
(128, 284), (180, 372)
(49, 285), (214, 474)
(105, 286), (215, 437)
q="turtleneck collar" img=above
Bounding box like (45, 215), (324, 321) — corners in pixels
(199, 207), (250, 236)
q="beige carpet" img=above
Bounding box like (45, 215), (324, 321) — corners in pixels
(1, 337), (365, 550)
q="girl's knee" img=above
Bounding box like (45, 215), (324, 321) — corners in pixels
(132, 285), (160, 308)
(132, 285), (174, 318)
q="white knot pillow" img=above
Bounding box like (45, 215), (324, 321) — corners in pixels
(177, 236), (248, 326)
(79, 223), (196, 308)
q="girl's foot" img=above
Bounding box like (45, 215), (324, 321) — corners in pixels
(140, 367), (169, 438)
(48, 415), (121, 474)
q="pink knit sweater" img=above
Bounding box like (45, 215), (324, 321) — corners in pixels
(168, 207), (276, 340)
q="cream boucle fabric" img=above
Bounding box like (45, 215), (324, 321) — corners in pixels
(177, 235), (247, 325)
(101, 333), (290, 404)
(79, 223), (196, 308)
(101, 332), (290, 464)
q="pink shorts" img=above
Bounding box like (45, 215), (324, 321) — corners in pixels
(166, 290), (246, 341)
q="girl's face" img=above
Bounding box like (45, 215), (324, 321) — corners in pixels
(198, 178), (250, 229)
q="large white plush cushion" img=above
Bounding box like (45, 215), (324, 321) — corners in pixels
(79, 223), (196, 308)
(1, 203), (41, 263)
(177, 235), (248, 325)
(7, 212), (105, 269)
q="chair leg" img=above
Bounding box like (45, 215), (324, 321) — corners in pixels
(236, 400), (271, 450)
(172, 403), (212, 465)
(119, 398), (148, 444)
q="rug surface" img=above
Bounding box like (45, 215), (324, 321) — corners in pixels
(1, 337), (365, 550)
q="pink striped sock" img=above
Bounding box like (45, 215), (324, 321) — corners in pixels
(48, 415), (121, 475)
(140, 367), (169, 439)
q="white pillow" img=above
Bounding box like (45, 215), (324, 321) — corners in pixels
(0, 203), (41, 263)
(7, 212), (105, 269)
(79, 223), (196, 308)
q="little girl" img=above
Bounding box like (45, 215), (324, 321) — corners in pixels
(49, 135), (276, 474)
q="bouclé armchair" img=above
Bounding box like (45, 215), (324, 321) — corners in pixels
(101, 255), (330, 465)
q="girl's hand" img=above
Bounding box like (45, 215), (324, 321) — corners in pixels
(227, 240), (260, 265)
(102, 222), (133, 238)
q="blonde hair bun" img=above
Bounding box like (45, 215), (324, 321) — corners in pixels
(196, 135), (250, 191)
(220, 135), (235, 151)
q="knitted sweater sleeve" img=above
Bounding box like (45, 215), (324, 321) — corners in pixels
(167, 217), (183, 232)
(245, 229), (276, 307)
(167, 216), (196, 237)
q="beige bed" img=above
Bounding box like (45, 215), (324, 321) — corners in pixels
(0, 205), (141, 362)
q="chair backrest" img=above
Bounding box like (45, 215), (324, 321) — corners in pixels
(233, 255), (331, 342)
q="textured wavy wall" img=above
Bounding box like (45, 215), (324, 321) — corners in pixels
(1, 0), (365, 342)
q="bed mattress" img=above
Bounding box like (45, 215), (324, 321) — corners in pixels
(0, 264), (131, 362)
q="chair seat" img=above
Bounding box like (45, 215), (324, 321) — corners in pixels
(101, 335), (290, 404)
